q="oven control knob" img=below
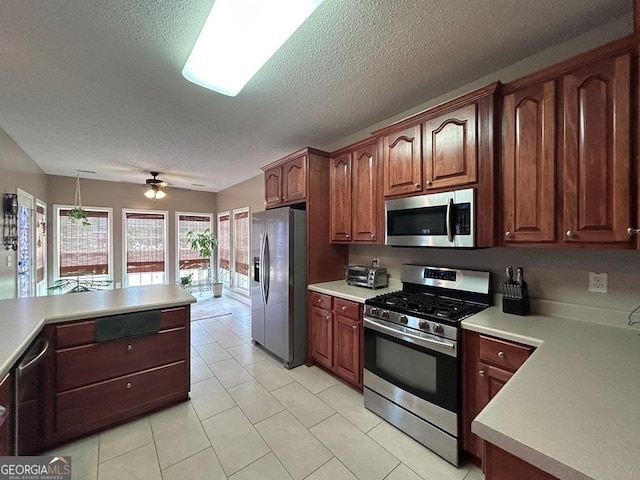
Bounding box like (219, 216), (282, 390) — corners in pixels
(399, 315), (408, 325)
(433, 324), (444, 334)
(370, 308), (378, 316)
(381, 310), (390, 320)
(418, 321), (430, 331)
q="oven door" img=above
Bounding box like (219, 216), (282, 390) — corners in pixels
(363, 317), (459, 415)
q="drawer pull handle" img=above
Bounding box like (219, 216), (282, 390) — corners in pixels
(125, 382), (132, 390)
(317, 298), (322, 303)
(352, 325), (357, 331)
(325, 315), (331, 320)
(479, 370), (485, 377)
(497, 351), (505, 358)
(127, 344), (133, 351)
(341, 306), (347, 311)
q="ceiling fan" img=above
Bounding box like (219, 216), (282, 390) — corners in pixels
(143, 171), (169, 199)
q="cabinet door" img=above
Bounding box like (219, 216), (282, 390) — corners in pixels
(283, 156), (307, 203)
(477, 362), (513, 407)
(352, 143), (378, 242)
(423, 103), (477, 190)
(502, 81), (556, 243)
(330, 153), (352, 242)
(310, 306), (333, 369)
(333, 314), (361, 386)
(264, 166), (282, 208)
(562, 54), (631, 244)
(0, 372), (13, 456)
(383, 125), (422, 197)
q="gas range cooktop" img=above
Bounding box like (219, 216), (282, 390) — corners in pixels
(366, 290), (487, 323)
(363, 265), (492, 339)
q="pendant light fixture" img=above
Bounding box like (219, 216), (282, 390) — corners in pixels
(182, 0), (325, 96)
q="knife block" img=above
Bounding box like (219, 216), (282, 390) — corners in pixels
(502, 282), (530, 316)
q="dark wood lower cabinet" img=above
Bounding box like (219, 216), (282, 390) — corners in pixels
(484, 443), (559, 479)
(308, 292), (363, 388)
(0, 372), (14, 455)
(43, 305), (191, 450)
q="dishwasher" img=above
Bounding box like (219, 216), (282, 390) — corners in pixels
(15, 334), (49, 455)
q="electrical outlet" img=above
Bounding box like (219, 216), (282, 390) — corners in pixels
(588, 272), (608, 293)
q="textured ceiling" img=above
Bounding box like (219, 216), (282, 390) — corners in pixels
(0, 0), (632, 192)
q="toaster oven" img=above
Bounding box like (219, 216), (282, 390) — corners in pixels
(346, 265), (388, 289)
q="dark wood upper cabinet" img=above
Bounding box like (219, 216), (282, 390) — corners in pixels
(351, 143), (378, 242)
(264, 167), (282, 208)
(330, 153), (352, 242)
(382, 125), (422, 197)
(329, 140), (379, 243)
(423, 103), (478, 190)
(282, 155), (307, 204)
(562, 53), (631, 244)
(502, 81), (557, 244)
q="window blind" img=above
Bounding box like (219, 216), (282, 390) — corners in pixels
(59, 209), (109, 277)
(218, 213), (230, 274)
(178, 214), (212, 269)
(125, 212), (166, 274)
(233, 210), (249, 276)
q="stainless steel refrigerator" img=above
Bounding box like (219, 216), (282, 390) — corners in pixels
(251, 207), (307, 368)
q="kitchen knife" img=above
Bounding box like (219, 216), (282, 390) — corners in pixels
(506, 265), (514, 298)
(515, 267), (524, 299)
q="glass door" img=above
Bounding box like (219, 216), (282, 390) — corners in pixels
(17, 189), (35, 298)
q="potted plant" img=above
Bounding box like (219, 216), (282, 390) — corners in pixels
(186, 228), (224, 297)
(68, 175), (90, 226)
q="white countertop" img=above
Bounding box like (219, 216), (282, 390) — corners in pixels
(308, 279), (402, 303)
(0, 284), (196, 379)
(463, 307), (640, 480)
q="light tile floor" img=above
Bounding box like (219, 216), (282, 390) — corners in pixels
(46, 295), (484, 480)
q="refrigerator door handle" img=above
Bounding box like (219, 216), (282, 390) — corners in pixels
(263, 233), (270, 303)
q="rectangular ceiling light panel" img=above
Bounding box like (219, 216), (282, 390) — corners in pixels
(182, 0), (325, 97)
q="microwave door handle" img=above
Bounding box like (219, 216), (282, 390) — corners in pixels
(446, 197), (454, 243)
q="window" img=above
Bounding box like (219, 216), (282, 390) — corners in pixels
(54, 205), (112, 284)
(123, 210), (168, 287)
(176, 212), (213, 292)
(232, 208), (250, 292)
(217, 212), (230, 286)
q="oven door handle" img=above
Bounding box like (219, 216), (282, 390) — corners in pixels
(364, 317), (457, 357)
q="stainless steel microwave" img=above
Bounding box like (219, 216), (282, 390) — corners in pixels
(385, 188), (475, 248)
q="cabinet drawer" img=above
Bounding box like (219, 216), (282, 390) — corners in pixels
(55, 361), (187, 433)
(479, 335), (531, 372)
(310, 292), (333, 309)
(55, 307), (189, 349)
(57, 328), (186, 391)
(333, 298), (360, 321)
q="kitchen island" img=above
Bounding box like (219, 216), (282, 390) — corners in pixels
(0, 284), (195, 453)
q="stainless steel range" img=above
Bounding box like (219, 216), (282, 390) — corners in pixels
(363, 264), (491, 466)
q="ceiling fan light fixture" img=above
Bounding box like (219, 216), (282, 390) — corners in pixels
(144, 188), (156, 199)
(182, 0), (325, 97)
(154, 189), (166, 200)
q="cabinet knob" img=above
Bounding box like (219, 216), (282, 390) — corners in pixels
(341, 306), (347, 311)
(426, 180), (432, 185)
(125, 382), (132, 389)
(627, 227), (640, 236)
(497, 351), (505, 358)
(566, 230), (575, 237)
(127, 344), (133, 351)
(505, 231), (512, 238)
(370, 234), (375, 238)
(479, 370), (485, 377)
(325, 315), (331, 320)
(352, 325), (357, 331)
(281, 195), (285, 200)
(345, 234), (349, 238)
(414, 183), (420, 188)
